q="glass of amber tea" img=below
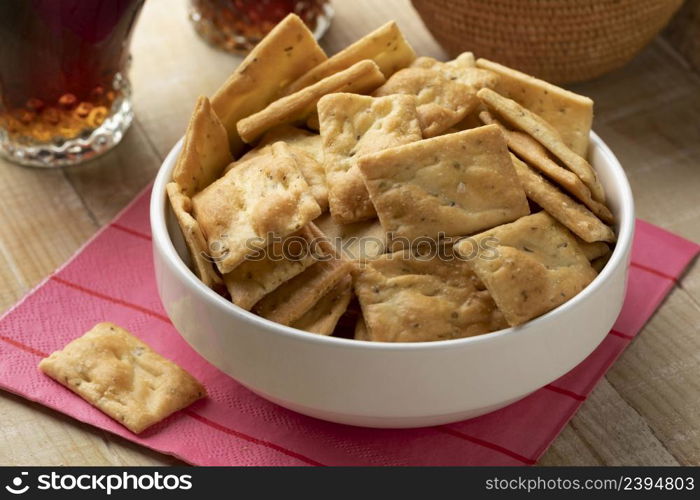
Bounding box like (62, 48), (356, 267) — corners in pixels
(0, 0), (145, 167)
(189, 0), (333, 53)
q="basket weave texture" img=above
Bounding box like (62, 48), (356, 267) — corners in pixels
(411, 0), (684, 83)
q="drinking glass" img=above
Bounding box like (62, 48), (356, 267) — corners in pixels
(0, 0), (146, 167)
(189, 0), (333, 53)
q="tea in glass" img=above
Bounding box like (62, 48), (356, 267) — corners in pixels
(189, 0), (333, 53)
(0, 0), (145, 167)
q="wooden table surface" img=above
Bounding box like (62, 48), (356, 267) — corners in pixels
(1, 0), (699, 466)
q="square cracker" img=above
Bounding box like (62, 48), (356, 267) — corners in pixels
(258, 125), (323, 163)
(476, 58), (593, 157)
(223, 224), (323, 310)
(291, 276), (353, 335)
(477, 88), (605, 203)
(374, 52), (498, 137)
(314, 212), (386, 261)
(354, 249), (507, 342)
(253, 257), (352, 325)
(455, 212), (597, 326)
(235, 140), (328, 210)
(210, 14), (327, 155)
(38, 323), (205, 434)
(192, 142), (321, 274)
(172, 97), (232, 196)
(237, 60), (386, 144)
(318, 93), (422, 223)
(358, 124), (529, 244)
(373, 68), (477, 138)
(510, 154), (615, 243)
(480, 111), (613, 223)
(166, 182), (222, 290)
(284, 21), (415, 95)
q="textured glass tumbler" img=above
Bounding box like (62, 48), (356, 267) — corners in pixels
(0, 0), (145, 167)
(189, 0), (333, 53)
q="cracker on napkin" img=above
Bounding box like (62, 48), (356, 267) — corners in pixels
(477, 88), (605, 203)
(358, 124), (529, 244)
(354, 249), (507, 342)
(456, 212), (597, 326)
(253, 257), (352, 325)
(480, 111), (612, 223)
(166, 182), (222, 290)
(284, 21), (415, 94)
(38, 323), (205, 434)
(476, 58), (593, 157)
(510, 154), (615, 243)
(210, 13), (326, 154)
(237, 59), (386, 143)
(318, 93), (422, 223)
(291, 275), (353, 335)
(173, 96), (232, 196)
(192, 142), (321, 274)
(223, 223), (323, 310)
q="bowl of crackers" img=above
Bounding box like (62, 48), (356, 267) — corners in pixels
(151, 14), (634, 428)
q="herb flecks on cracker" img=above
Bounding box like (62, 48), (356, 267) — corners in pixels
(354, 250), (507, 342)
(39, 323), (206, 434)
(318, 93), (422, 224)
(358, 124), (530, 244)
(237, 60), (386, 144)
(192, 142), (321, 274)
(210, 14), (327, 154)
(456, 212), (597, 326)
(285, 21), (415, 95)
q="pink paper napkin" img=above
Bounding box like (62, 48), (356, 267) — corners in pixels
(0, 186), (698, 466)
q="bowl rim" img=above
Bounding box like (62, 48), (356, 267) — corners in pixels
(151, 131), (634, 352)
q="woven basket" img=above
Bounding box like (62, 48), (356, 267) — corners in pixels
(411, 0), (684, 83)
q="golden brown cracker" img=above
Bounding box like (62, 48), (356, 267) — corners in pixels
(478, 88), (605, 202)
(236, 141), (328, 210)
(476, 58), (593, 157)
(237, 60), (386, 143)
(456, 212), (597, 326)
(253, 257), (353, 325)
(210, 14), (327, 154)
(291, 276), (353, 335)
(318, 93), (422, 223)
(510, 154), (615, 243)
(223, 224), (322, 310)
(375, 52), (497, 137)
(314, 212), (387, 261)
(284, 21), (415, 94)
(38, 323), (205, 434)
(480, 111), (613, 223)
(192, 142), (321, 274)
(258, 125), (323, 163)
(354, 250), (507, 342)
(173, 97), (232, 196)
(166, 182), (223, 290)
(358, 125), (530, 244)
(374, 67), (478, 137)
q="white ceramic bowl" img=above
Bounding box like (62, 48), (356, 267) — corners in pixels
(151, 132), (634, 428)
